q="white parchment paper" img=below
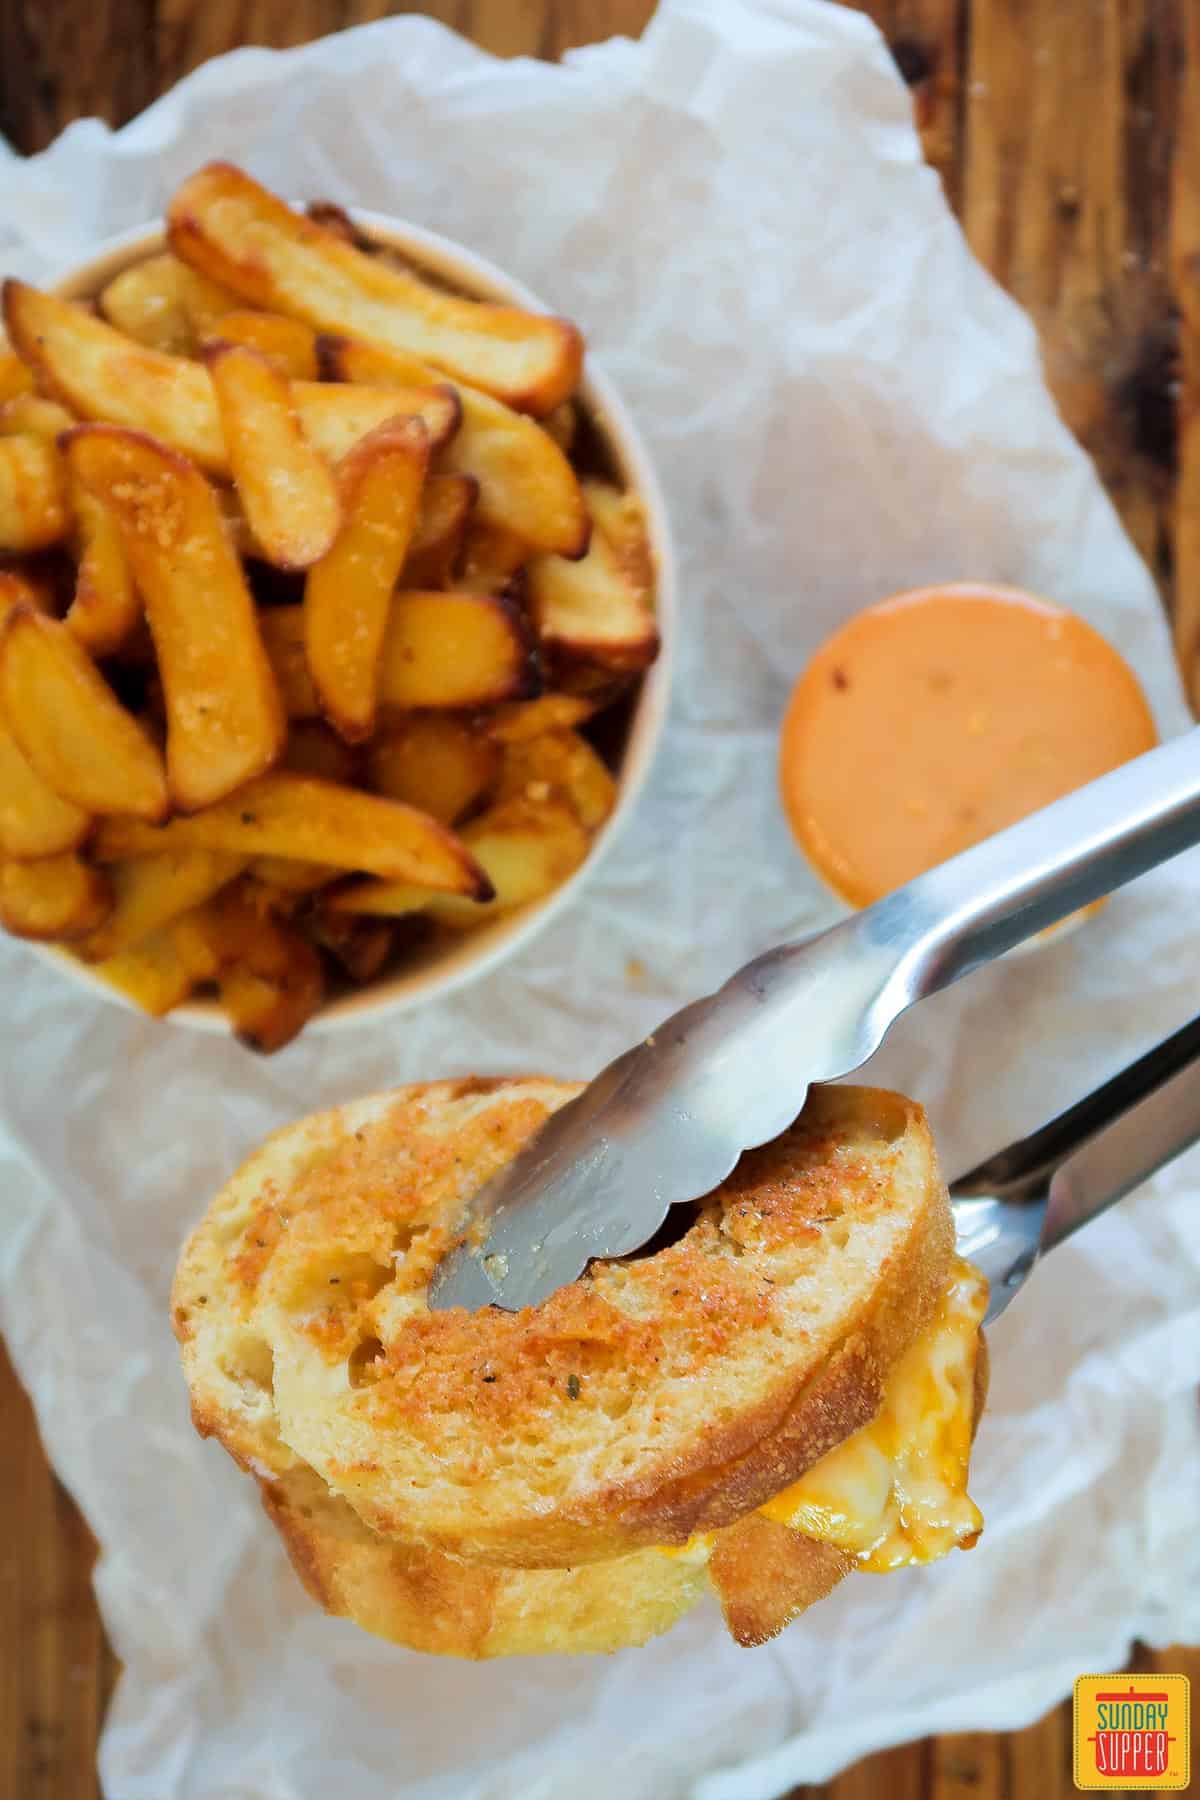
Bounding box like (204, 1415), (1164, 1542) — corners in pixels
(2, 3), (1199, 1795)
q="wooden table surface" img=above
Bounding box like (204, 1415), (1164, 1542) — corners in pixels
(2, 2), (1198, 1796)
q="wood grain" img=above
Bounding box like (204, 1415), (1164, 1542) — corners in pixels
(844, 0), (967, 207)
(1006, 1701), (1075, 1800)
(1, 2), (1198, 1797)
(929, 1731), (1007, 1800)
(824, 1740), (929, 1799)
(962, 0), (1181, 588)
(1171, 0), (1200, 707)
(0, 1337), (117, 1800)
(0, 0), (662, 148)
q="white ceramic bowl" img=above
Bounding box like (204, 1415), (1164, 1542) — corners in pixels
(32, 213), (676, 1031)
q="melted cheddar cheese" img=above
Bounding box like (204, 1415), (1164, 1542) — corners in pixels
(661, 1257), (987, 1571)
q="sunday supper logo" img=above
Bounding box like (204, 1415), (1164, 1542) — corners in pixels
(1073, 1676), (1190, 1789)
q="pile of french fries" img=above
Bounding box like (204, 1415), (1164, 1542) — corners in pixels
(0, 163), (659, 1050)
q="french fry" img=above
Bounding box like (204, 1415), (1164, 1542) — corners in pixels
(219, 416), (458, 568)
(265, 594), (538, 715)
(99, 252), (241, 355)
(7, 280), (226, 469)
(239, 884), (298, 919)
(436, 794), (590, 923)
(90, 933), (197, 1014)
(258, 608), (318, 718)
(367, 716), (499, 825)
(219, 941), (323, 1051)
(329, 796), (588, 925)
(76, 848), (244, 962)
(310, 910), (395, 982)
(211, 482), (250, 557)
(169, 163), (582, 414)
(209, 311), (320, 379)
(67, 425), (286, 811)
(0, 436), (69, 550)
(205, 341), (341, 570)
(0, 606), (168, 819)
(440, 380), (586, 552)
(304, 416), (429, 740)
(542, 401), (576, 453)
(320, 337), (587, 555)
(0, 348), (33, 404)
(584, 480), (656, 595)
(0, 724), (89, 858)
(281, 719), (361, 786)
(98, 255), (193, 356)
(0, 569), (89, 857)
(457, 518), (530, 594)
(0, 852), (111, 940)
(555, 660), (636, 709)
(304, 200), (370, 249)
(378, 591), (540, 710)
(493, 728), (616, 831)
(196, 888), (325, 1052)
(437, 371), (587, 555)
(527, 480), (658, 670)
(89, 905), (223, 1015)
(401, 472), (477, 588)
(63, 456), (141, 656)
(246, 856), (337, 894)
(0, 170), (639, 1048)
(93, 771), (491, 896)
(295, 381), (458, 463)
(0, 395), (75, 440)
(485, 692), (596, 743)
(4, 284), (459, 476)
(157, 905), (223, 978)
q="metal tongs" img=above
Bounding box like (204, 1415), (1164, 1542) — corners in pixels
(431, 727), (1200, 1320)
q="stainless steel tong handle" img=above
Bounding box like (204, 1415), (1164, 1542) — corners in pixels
(952, 1011), (1200, 1321)
(748, 725), (1200, 1075)
(432, 726), (1200, 1312)
(897, 722), (1200, 991)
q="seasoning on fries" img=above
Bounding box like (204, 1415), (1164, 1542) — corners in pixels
(0, 606), (168, 821)
(304, 415), (430, 740)
(169, 163), (582, 414)
(0, 163), (659, 1048)
(67, 424), (287, 812)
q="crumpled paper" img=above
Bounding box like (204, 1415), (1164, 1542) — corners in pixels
(1, 1), (1198, 1795)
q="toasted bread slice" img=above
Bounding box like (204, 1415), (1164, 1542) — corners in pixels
(175, 1077), (982, 1655)
(172, 1086), (705, 1657)
(172, 1086), (500, 1479)
(180, 1078), (952, 1568)
(707, 1515), (853, 1647)
(260, 1463), (707, 1658)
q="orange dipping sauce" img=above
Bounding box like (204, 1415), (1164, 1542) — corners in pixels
(779, 583), (1158, 909)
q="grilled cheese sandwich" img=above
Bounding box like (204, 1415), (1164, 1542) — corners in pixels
(174, 1078), (989, 1656)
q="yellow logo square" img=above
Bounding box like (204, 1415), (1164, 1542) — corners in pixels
(1073, 1675), (1190, 1789)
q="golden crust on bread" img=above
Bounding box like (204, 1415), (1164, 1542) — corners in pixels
(174, 1077), (980, 1656)
(180, 1072), (949, 1569)
(173, 1095), (707, 1659)
(175, 1090), (394, 1479)
(708, 1514), (852, 1647)
(173, 1078), (575, 1472)
(252, 1081), (953, 1566)
(262, 1464), (707, 1658)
